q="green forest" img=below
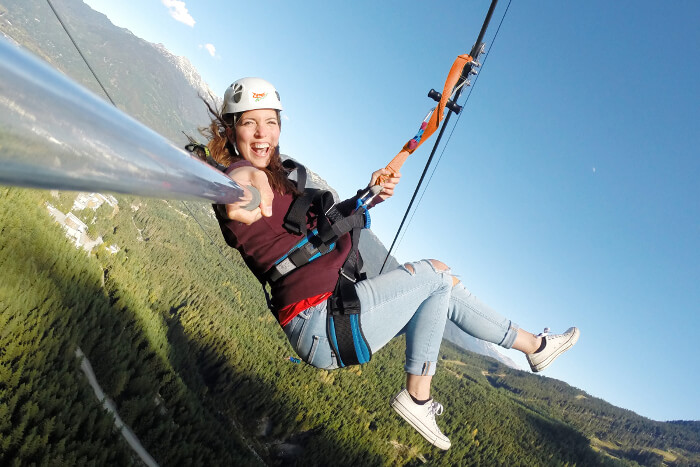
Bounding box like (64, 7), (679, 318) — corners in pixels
(1, 187), (699, 466)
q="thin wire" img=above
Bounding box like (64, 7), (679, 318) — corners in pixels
(46, 0), (116, 106)
(379, 0), (502, 273)
(45, 0), (240, 273)
(392, 0), (513, 255)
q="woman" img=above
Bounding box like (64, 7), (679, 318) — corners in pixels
(201, 77), (579, 450)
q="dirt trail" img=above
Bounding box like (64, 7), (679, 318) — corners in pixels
(75, 348), (159, 467)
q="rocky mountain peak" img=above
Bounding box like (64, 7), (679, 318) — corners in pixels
(151, 42), (218, 103)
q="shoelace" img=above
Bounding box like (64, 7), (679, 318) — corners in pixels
(428, 401), (444, 416)
(536, 327), (550, 338)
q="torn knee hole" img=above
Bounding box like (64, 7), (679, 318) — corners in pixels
(429, 259), (458, 285)
(429, 259), (450, 271)
(403, 263), (415, 274)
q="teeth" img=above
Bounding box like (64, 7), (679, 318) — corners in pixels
(253, 143), (270, 149)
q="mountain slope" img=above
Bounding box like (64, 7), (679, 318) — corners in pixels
(3, 186), (699, 465)
(0, 0), (211, 144)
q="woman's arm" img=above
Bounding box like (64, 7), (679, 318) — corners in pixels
(334, 168), (401, 216)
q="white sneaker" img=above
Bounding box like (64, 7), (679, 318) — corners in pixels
(390, 389), (451, 450)
(526, 327), (580, 372)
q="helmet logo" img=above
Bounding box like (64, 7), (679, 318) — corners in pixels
(232, 83), (243, 103)
(252, 92), (267, 102)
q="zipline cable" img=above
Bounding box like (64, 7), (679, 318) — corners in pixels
(393, 0), (513, 254)
(379, 0), (501, 274)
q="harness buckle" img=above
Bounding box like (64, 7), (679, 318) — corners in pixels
(339, 269), (357, 283)
(275, 258), (296, 277)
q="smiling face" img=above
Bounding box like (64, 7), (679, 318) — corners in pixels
(230, 109), (281, 169)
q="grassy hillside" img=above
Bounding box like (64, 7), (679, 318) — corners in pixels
(1, 188), (698, 466)
(0, 188), (260, 465)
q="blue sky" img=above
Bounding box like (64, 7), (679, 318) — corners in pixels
(78, 0), (699, 421)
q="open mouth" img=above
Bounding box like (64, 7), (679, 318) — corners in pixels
(251, 142), (270, 158)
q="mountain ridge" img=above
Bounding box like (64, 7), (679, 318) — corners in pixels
(152, 42), (218, 104)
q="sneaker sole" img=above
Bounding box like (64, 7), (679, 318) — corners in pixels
(530, 327), (580, 372)
(391, 396), (451, 450)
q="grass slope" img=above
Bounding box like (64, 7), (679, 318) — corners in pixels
(3, 188), (698, 465)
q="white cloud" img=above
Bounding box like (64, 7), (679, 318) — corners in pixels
(161, 0), (195, 27)
(198, 43), (217, 58)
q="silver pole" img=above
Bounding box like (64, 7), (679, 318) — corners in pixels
(0, 36), (246, 204)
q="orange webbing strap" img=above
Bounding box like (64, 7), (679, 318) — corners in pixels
(384, 54), (473, 175)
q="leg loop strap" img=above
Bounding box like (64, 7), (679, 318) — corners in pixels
(326, 277), (372, 367)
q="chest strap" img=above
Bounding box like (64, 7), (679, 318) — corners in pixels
(266, 161), (376, 283)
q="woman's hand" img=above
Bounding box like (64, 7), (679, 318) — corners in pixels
(368, 168), (401, 206)
(222, 166), (274, 224)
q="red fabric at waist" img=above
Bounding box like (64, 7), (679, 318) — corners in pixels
(278, 291), (333, 327)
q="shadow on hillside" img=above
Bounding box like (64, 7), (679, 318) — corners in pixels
(37, 248), (376, 464)
(521, 408), (607, 465)
(164, 308), (381, 466)
(5, 214), (256, 464)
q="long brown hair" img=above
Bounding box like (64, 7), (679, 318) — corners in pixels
(198, 96), (298, 195)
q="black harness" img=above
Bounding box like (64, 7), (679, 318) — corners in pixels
(268, 159), (378, 367)
(184, 141), (377, 367)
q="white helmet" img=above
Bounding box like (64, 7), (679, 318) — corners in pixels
(222, 77), (283, 115)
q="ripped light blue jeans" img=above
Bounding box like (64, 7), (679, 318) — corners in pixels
(282, 259), (519, 375)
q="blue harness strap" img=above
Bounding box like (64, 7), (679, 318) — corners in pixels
(265, 165), (372, 284)
(327, 313), (371, 367)
(268, 228), (337, 282)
